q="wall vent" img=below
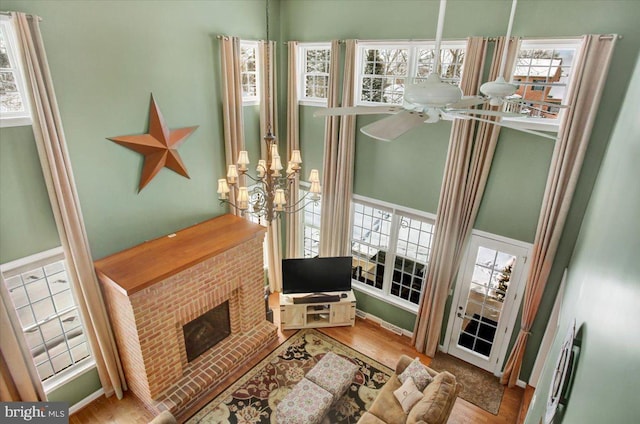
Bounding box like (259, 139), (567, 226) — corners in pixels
(355, 309), (367, 319)
(381, 321), (403, 336)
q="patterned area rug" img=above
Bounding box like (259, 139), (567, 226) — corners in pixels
(186, 329), (393, 423)
(429, 351), (504, 415)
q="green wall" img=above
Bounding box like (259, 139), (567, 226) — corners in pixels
(1, 0), (639, 408)
(0, 126), (59, 262)
(525, 51), (640, 424)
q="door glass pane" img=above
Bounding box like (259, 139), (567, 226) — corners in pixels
(457, 246), (515, 358)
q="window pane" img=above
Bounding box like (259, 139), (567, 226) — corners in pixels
(351, 203), (392, 291)
(509, 43), (578, 119)
(1, 250), (93, 384)
(360, 48), (408, 104)
(302, 47), (331, 101)
(391, 216), (434, 304)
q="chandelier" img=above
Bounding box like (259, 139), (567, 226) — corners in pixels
(217, 0), (321, 223)
(217, 133), (321, 222)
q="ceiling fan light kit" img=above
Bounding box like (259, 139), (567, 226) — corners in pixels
(404, 74), (463, 108)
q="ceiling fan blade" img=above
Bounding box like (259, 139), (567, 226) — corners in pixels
(466, 115), (558, 140)
(449, 109), (522, 118)
(360, 110), (428, 141)
(313, 105), (401, 117)
(449, 96), (486, 109)
(504, 97), (570, 109)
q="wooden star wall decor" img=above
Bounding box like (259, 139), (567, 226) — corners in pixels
(108, 94), (198, 192)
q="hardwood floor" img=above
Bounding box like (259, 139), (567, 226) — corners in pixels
(70, 294), (530, 423)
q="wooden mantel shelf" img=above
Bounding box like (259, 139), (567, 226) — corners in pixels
(94, 214), (265, 296)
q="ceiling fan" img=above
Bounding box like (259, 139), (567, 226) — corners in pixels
(315, 0), (559, 141)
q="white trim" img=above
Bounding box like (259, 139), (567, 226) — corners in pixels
(297, 42), (331, 106)
(0, 17), (33, 128)
(353, 283), (418, 314)
(43, 358), (96, 394)
(68, 388), (105, 415)
(352, 194), (437, 222)
(240, 40), (260, 105)
(355, 307), (413, 338)
(1, 246), (64, 277)
(443, 233), (531, 374)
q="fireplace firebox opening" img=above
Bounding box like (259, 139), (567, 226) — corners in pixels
(183, 301), (231, 362)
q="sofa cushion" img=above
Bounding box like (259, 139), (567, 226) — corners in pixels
(407, 371), (458, 424)
(393, 376), (424, 413)
(366, 374), (407, 423)
(398, 357), (433, 391)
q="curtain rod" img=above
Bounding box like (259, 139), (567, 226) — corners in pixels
(486, 34), (621, 41)
(0, 11), (42, 21)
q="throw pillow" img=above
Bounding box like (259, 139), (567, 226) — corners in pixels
(393, 376), (424, 414)
(398, 357), (433, 391)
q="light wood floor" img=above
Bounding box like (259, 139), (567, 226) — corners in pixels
(70, 294), (533, 423)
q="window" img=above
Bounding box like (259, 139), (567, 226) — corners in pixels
(350, 197), (435, 311)
(0, 16), (31, 127)
(301, 183), (322, 258)
(297, 43), (331, 106)
(1, 247), (94, 392)
(355, 40), (466, 106)
(240, 41), (260, 104)
(505, 38), (581, 130)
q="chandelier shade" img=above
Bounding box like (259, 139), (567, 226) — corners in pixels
(217, 132), (321, 222)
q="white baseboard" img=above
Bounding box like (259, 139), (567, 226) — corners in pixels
(355, 308), (413, 338)
(69, 388), (105, 415)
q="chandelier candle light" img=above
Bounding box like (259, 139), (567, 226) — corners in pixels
(217, 132), (321, 222)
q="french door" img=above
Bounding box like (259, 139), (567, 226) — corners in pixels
(444, 233), (530, 373)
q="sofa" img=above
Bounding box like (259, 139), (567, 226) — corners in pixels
(358, 355), (461, 424)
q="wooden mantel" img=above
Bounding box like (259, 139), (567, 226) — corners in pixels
(94, 214), (265, 296)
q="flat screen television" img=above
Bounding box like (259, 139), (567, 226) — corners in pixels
(281, 256), (352, 294)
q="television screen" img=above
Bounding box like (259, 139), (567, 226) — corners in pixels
(281, 256), (352, 294)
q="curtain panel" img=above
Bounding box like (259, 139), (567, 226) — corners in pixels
(285, 41), (302, 259)
(500, 34), (618, 387)
(413, 36), (520, 357)
(259, 40), (283, 292)
(219, 36), (246, 215)
(12, 12), (127, 399)
(319, 40), (357, 257)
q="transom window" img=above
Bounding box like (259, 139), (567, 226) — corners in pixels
(240, 41), (260, 104)
(0, 16), (31, 127)
(297, 43), (331, 106)
(1, 247), (93, 391)
(505, 38), (581, 129)
(350, 197), (435, 311)
(356, 41), (466, 106)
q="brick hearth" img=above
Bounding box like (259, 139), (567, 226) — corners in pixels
(95, 215), (278, 417)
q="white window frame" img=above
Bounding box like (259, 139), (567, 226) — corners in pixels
(503, 38), (583, 133)
(354, 40), (467, 107)
(240, 40), (260, 106)
(0, 15), (32, 128)
(297, 42), (331, 107)
(300, 182), (322, 258)
(1, 247), (95, 393)
(350, 195), (436, 313)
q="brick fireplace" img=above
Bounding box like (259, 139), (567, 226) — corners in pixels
(95, 215), (278, 417)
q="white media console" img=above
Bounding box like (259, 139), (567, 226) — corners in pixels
(279, 290), (356, 330)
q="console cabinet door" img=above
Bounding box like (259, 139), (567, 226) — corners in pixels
(281, 304), (306, 328)
(330, 302), (355, 325)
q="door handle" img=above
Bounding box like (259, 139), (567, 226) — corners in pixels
(457, 312), (463, 318)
